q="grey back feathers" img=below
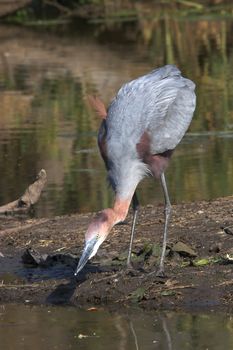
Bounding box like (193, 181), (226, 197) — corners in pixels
(103, 65), (196, 198)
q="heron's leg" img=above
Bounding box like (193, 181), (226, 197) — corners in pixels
(156, 173), (171, 277)
(127, 192), (139, 268)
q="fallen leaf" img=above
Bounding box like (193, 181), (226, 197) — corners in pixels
(78, 334), (88, 339)
(164, 279), (177, 288)
(193, 258), (210, 267)
(161, 290), (176, 296)
(55, 247), (66, 252)
(87, 307), (98, 312)
(39, 239), (53, 247)
(129, 287), (146, 302)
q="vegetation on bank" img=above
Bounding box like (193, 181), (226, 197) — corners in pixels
(0, 0), (233, 25)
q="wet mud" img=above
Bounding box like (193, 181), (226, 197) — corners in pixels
(0, 196), (233, 311)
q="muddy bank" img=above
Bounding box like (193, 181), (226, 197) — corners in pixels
(0, 196), (233, 311)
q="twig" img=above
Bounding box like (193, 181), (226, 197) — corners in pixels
(162, 284), (195, 290)
(217, 280), (233, 287)
(92, 272), (119, 283)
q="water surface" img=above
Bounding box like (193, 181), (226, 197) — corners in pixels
(0, 304), (233, 350)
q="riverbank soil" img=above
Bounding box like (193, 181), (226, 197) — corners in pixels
(0, 196), (233, 311)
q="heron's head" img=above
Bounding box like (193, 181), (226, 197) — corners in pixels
(74, 210), (113, 276)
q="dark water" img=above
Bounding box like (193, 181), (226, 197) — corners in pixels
(0, 304), (233, 350)
(0, 11), (232, 219)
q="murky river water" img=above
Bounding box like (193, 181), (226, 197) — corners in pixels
(0, 304), (233, 350)
(0, 12), (233, 217)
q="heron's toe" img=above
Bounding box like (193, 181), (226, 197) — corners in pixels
(155, 268), (167, 278)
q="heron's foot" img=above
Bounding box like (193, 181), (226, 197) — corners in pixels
(147, 267), (167, 279)
(155, 268), (167, 278)
(123, 262), (136, 276)
(126, 261), (133, 270)
(117, 263), (143, 277)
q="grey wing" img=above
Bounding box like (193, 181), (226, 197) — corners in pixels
(107, 65), (184, 136)
(107, 65), (196, 154)
(147, 78), (196, 154)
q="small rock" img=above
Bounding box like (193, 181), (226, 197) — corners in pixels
(21, 247), (78, 267)
(22, 248), (48, 266)
(172, 241), (197, 258)
(224, 254), (233, 263)
(221, 226), (233, 236)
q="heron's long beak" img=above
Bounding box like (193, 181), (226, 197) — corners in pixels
(74, 237), (98, 276)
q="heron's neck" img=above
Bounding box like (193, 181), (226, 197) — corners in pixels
(86, 196), (132, 242)
(112, 196), (131, 224)
(96, 196), (131, 230)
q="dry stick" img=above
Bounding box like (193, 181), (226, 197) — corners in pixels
(161, 284), (195, 290)
(217, 280), (233, 287)
(0, 169), (47, 214)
